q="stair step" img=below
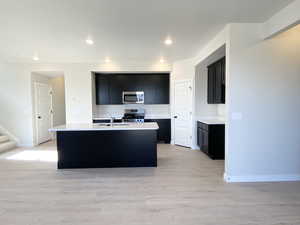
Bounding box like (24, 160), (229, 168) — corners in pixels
(0, 135), (9, 143)
(0, 141), (17, 153)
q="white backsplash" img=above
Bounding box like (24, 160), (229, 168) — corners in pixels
(217, 104), (226, 117)
(93, 105), (170, 118)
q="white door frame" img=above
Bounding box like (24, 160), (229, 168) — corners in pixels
(173, 79), (193, 148)
(34, 82), (53, 145)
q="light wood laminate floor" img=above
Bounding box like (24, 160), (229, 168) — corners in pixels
(0, 142), (300, 225)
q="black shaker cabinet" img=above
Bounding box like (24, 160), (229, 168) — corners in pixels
(95, 73), (170, 105)
(207, 57), (226, 104)
(197, 121), (225, 160)
(145, 119), (171, 143)
(95, 75), (110, 105)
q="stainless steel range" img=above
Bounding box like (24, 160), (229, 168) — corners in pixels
(123, 109), (145, 123)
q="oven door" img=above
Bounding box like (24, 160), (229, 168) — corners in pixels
(123, 92), (144, 104)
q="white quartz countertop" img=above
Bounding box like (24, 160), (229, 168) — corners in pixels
(197, 117), (226, 125)
(93, 116), (171, 120)
(49, 122), (159, 131)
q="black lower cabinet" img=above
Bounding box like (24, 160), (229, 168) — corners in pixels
(197, 122), (225, 160)
(56, 130), (157, 169)
(145, 119), (171, 143)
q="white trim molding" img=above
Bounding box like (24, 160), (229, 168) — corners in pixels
(224, 173), (300, 183)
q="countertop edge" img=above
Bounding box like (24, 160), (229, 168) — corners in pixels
(197, 117), (226, 125)
(49, 123), (159, 132)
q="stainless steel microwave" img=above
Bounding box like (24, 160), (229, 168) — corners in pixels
(122, 91), (144, 104)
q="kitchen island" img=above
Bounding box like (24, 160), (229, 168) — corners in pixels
(49, 122), (159, 169)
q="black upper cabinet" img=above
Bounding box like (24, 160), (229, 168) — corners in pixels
(95, 75), (110, 105)
(207, 57), (226, 104)
(154, 75), (170, 104)
(109, 74), (129, 104)
(95, 73), (170, 105)
(207, 64), (216, 104)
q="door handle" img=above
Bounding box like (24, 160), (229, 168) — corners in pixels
(38, 116), (42, 119)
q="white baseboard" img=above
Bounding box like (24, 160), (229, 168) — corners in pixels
(191, 144), (200, 150)
(18, 143), (34, 148)
(224, 173), (300, 183)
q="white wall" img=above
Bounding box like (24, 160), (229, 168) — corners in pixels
(0, 62), (171, 146)
(194, 26), (229, 65)
(0, 63), (33, 146)
(171, 0), (300, 181)
(225, 23), (300, 182)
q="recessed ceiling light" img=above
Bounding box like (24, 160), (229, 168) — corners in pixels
(164, 38), (173, 46)
(105, 57), (111, 63)
(160, 58), (165, 63)
(86, 38), (94, 45)
(33, 56), (39, 61)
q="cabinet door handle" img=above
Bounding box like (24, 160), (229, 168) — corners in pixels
(174, 116), (178, 119)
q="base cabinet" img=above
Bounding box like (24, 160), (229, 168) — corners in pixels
(93, 119), (171, 144)
(145, 119), (171, 143)
(197, 122), (224, 159)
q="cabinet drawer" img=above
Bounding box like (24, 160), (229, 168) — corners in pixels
(197, 121), (209, 131)
(93, 119), (110, 123)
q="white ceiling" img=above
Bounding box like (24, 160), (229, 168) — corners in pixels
(0, 0), (294, 64)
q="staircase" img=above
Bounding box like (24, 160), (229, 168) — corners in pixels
(0, 134), (17, 153)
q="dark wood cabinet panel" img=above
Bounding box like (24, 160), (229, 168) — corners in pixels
(95, 75), (110, 105)
(197, 122), (225, 160)
(214, 60), (223, 103)
(207, 65), (216, 104)
(145, 119), (171, 143)
(142, 75), (156, 104)
(109, 74), (127, 104)
(221, 57), (226, 103)
(95, 73), (170, 105)
(155, 75), (170, 104)
(207, 57), (226, 104)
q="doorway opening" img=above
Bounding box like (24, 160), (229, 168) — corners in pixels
(193, 44), (227, 174)
(31, 71), (66, 145)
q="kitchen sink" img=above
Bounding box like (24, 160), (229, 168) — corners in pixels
(97, 123), (129, 127)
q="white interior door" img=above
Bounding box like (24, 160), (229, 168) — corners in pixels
(174, 80), (192, 147)
(35, 83), (53, 145)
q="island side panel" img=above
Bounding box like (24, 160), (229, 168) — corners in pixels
(56, 130), (157, 169)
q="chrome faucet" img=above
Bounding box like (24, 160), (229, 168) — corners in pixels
(110, 116), (115, 124)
